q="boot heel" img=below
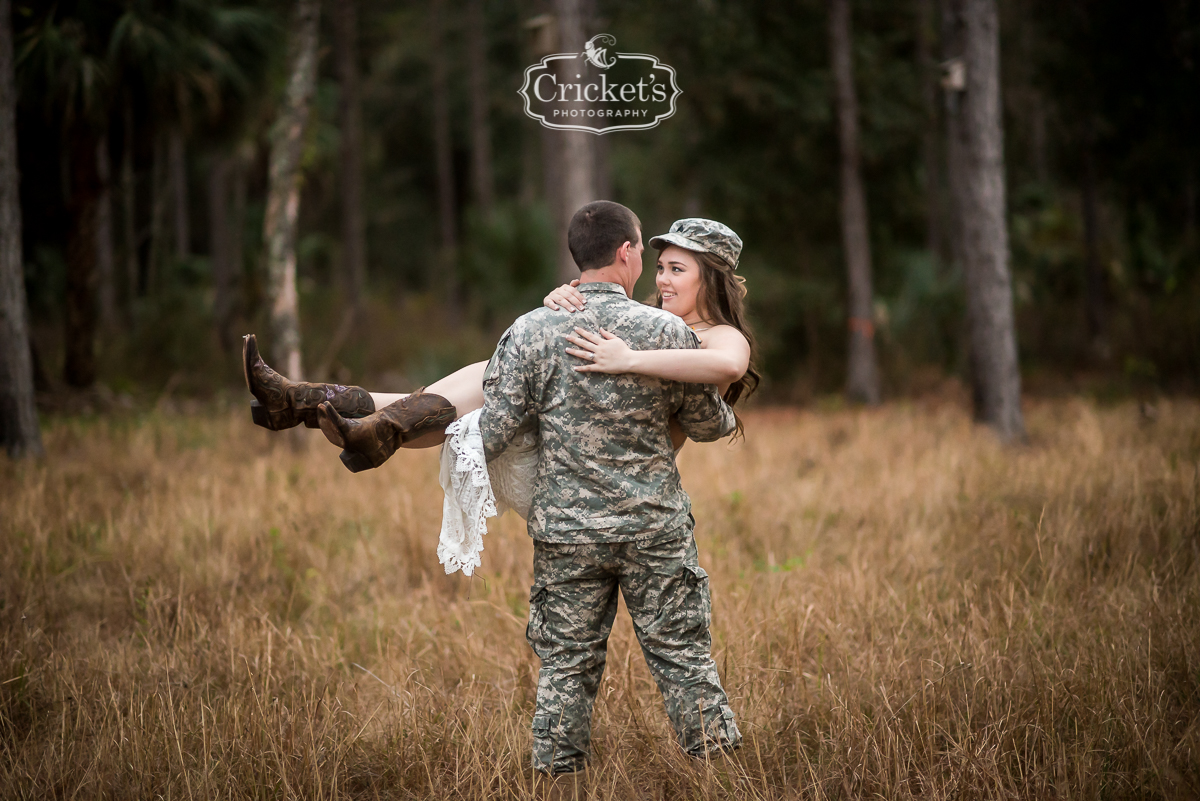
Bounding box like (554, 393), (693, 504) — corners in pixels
(339, 449), (378, 473)
(250, 400), (271, 429)
(251, 400), (296, 431)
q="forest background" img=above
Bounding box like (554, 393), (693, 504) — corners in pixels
(10, 0), (1199, 413)
(3, 2), (1200, 797)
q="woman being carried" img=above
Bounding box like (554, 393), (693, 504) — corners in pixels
(244, 217), (758, 465)
(244, 218), (759, 574)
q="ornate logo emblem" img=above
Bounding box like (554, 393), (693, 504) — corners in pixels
(581, 34), (617, 70)
(519, 34), (682, 134)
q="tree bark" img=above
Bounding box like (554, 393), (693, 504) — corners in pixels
(121, 98), (140, 302)
(169, 126), (189, 260)
(264, 0), (320, 381)
(230, 143), (248, 306)
(519, 123), (537, 206)
(64, 128), (102, 388)
(593, 129), (611, 201)
(147, 132), (167, 294)
(539, 123), (560, 214)
(829, 0), (881, 405)
(467, 0), (494, 216)
(1080, 135), (1109, 361)
(526, 14), (561, 226)
(1184, 158), (1196, 248)
(553, 0), (597, 282)
(209, 153), (234, 352)
(944, 0), (1025, 440)
(916, 0), (943, 265)
(95, 136), (117, 330)
(333, 0), (366, 308)
(0, 0), (42, 457)
(430, 0), (459, 313)
(1030, 92), (1048, 183)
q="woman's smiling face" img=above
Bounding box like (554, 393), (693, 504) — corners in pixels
(656, 245), (704, 321)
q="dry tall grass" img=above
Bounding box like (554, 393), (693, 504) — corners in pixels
(2, 398), (1198, 799)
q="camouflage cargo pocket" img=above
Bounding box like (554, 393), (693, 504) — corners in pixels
(683, 564), (712, 630)
(526, 584), (548, 651)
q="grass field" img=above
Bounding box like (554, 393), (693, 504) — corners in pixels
(2, 398), (1198, 799)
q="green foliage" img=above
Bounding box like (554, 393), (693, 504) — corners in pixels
(459, 202), (557, 326)
(14, 0), (1200, 396)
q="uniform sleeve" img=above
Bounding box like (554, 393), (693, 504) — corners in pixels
(478, 325), (531, 462)
(663, 322), (738, 443)
(676, 382), (737, 442)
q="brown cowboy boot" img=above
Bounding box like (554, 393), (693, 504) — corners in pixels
(243, 334), (375, 430)
(317, 390), (457, 473)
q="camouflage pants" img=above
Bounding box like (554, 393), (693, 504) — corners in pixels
(526, 532), (740, 774)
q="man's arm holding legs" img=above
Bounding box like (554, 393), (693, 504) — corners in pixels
(478, 325), (533, 462)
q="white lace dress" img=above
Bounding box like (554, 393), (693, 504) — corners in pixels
(437, 409), (539, 576)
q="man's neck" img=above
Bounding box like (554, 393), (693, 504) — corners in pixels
(578, 266), (633, 297)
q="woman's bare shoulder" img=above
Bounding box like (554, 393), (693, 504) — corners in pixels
(698, 324), (749, 349)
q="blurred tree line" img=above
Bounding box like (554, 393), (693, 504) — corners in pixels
(5, 0), (1199, 425)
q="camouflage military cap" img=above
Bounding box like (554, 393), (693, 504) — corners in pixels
(649, 218), (743, 270)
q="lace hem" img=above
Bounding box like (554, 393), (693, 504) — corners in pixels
(437, 410), (496, 576)
(438, 410), (540, 576)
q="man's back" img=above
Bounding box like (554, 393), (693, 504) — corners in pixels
(480, 281), (734, 542)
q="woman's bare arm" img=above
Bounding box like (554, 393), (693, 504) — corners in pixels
(565, 325), (750, 390)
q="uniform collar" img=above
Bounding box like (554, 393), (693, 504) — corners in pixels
(577, 281), (628, 297)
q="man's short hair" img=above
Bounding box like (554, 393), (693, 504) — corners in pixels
(567, 201), (642, 271)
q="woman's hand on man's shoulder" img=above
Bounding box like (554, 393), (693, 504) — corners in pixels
(544, 280), (586, 312)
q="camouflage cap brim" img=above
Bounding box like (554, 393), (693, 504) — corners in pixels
(649, 233), (737, 268)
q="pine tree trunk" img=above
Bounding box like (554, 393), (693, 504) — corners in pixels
(64, 129), (102, 388)
(430, 0), (459, 314)
(467, 0), (494, 216)
(829, 0), (881, 405)
(1080, 134), (1109, 362)
(230, 144), (248, 304)
(0, 0), (42, 457)
(539, 126), (560, 220)
(333, 0), (366, 308)
(553, 0), (597, 282)
(519, 124), (537, 206)
(1030, 93), (1048, 183)
(1185, 158), (1196, 248)
(209, 154), (234, 352)
(169, 126), (189, 260)
(95, 136), (117, 330)
(121, 99), (140, 303)
(147, 133), (167, 294)
(943, 0), (1024, 441)
(527, 15), (561, 227)
(593, 130), (611, 201)
(264, 0), (320, 381)
(917, 0), (943, 264)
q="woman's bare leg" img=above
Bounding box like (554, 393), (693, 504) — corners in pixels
(367, 360), (486, 416)
(345, 360), (488, 450)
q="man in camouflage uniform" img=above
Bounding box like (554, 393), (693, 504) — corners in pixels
(479, 201), (742, 776)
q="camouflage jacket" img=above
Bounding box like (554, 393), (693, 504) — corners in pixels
(479, 281), (736, 543)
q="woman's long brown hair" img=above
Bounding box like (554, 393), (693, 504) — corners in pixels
(651, 248), (762, 435)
